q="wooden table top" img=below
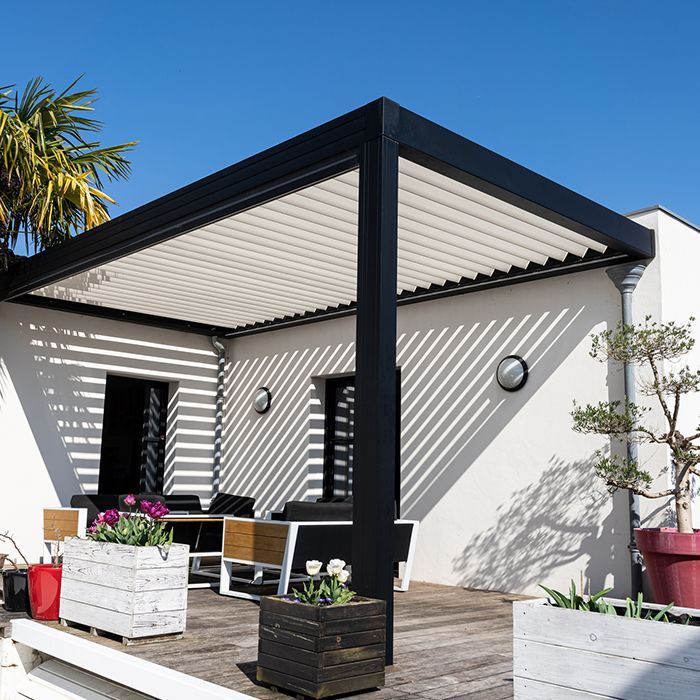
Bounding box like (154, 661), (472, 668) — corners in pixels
(160, 515), (225, 523)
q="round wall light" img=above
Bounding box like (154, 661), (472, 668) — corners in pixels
(496, 356), (528, 392)
(253, 387), (272, 414)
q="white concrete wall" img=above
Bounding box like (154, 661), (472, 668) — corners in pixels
(221, 264), (667, 596)
(0, 303), (219, 561)
(629, 208), (700, 528)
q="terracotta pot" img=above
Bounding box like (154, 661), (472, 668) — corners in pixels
(636, 528), (700, 607)
(27, 564), (63, 620)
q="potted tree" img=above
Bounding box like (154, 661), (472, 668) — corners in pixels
(0, 532), (30, 613)
(572, 316), (700, 606)
(257, 559), (386, 699)
(59, 496), (190, 644)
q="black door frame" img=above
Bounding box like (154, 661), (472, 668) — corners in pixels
(98, 374), (169, 495)
(323, 371), (401, 516)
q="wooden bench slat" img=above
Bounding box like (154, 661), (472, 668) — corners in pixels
(224, 520), (288, 539)
(223, 531), (287, 554)
(223, 544), (285, 566)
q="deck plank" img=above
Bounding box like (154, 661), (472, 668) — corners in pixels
(40, 581), (523, 698)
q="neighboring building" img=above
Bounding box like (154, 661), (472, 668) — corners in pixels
(0, 102), (694, 598)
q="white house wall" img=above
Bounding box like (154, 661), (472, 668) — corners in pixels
(1, 211), (692, 595)
(629, 209), (700, 528)
(222, 262), (665, 597)
(0, 303), (219, 560)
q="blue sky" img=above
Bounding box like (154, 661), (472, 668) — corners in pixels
(5, 1), (700, 237)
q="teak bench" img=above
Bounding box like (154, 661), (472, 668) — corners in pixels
(219, 517), (418, 601)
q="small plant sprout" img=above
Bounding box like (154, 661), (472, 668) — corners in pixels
(541, 581), (679, 623)
(572, 316), (700, 533)
(290, 558), (356, 606)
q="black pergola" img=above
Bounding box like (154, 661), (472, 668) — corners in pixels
(0, 97), (654, 662)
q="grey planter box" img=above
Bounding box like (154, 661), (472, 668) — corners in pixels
(514, 597), (700, 699)
(59, 539), (189, 643)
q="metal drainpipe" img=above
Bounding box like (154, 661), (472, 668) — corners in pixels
(607, 262), (647, 597)
(210, 336), (226, 497)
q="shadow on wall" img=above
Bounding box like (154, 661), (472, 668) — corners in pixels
(0, 307), (219, 505)
(221, 340), (356, 510)
(221, 283), (617, 524)
(397, 301), (613, 522)
(453, 457), (628, 595)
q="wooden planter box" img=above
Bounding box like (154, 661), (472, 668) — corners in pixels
(59, 539), (189, 644)
(257, 595), (386, 699)
(514, 597), (700, 699)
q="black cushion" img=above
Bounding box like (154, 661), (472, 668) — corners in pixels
(290, 521), (414, 569)
(207, 493), (255, 517)
(163, 494), (203, 513)
(118, 493), (164, 511)
(70, 494), (119, 524)
(281, 501), (353, 522)
(315, 496), (353, 504)
(195, 493), (255, 552)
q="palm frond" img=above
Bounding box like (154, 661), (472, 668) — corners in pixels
(0, 76), (137, 267)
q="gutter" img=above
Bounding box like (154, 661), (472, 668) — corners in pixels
(210, 336), (226, 496)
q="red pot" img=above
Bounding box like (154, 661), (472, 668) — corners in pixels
(27, 564), (62, 620)
(635, 528), (700, 608)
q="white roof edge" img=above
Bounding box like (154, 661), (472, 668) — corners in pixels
(11, 619), (253, 700)
(626, 204), (700, 235)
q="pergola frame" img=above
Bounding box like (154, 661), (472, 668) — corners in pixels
(0, 97), (655, 664)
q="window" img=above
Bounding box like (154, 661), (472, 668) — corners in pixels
(322, 372), (401, 515)
(97, 375), (169, 495)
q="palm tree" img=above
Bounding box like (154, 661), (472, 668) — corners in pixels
(0, 77), (136, 269)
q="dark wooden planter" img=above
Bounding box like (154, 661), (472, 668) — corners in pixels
(257, 595), (386, 699)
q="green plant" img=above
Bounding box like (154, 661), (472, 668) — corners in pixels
(572, 317), (700, 533)
(290, 559), (356, 606)
(86, 499), (173, 547)
(0, 76), (136, 268)
(541, 581), (677, 622)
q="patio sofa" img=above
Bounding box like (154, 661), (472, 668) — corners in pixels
(69, 492), (254, 523)
(219, 516), (418, 600)
(271, 499), (353, 521)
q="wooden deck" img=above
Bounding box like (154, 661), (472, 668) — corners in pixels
(43, 582), (522, 699)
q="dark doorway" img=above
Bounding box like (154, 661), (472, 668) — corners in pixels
(97, 375), (169, 495)
(323, 372), (401, 516)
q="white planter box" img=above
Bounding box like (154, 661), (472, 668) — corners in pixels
(514, 597), (700, 699)
(59, 539), (189, 642)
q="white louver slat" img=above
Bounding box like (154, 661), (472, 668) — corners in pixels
(31, 159), (606, 330)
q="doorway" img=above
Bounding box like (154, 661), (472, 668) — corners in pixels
(97, 375), (169, 495)
(323, 372), (401, 516)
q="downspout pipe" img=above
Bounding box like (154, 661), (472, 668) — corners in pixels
(607, 262), (647, 597)
(210, 336), (226, 497)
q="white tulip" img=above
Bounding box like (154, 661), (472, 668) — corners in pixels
(306, 560), (323, 576)
(337, 569), (350, 584)
(327, 558), (346, 576)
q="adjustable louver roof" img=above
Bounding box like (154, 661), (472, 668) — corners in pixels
(0, 98), (654, 337)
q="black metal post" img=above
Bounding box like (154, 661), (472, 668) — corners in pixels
(353, 135), (399, 665)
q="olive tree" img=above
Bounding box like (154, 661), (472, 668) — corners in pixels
(572, 317), (700, 533)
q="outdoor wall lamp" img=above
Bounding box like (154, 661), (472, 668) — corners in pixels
(496, 355), (528, 392)
(253, 387), (272, 414)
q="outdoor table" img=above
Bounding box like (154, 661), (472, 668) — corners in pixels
(160, 514), (224, 589)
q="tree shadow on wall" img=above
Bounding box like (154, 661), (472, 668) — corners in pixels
(452, 457), (632, 596)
